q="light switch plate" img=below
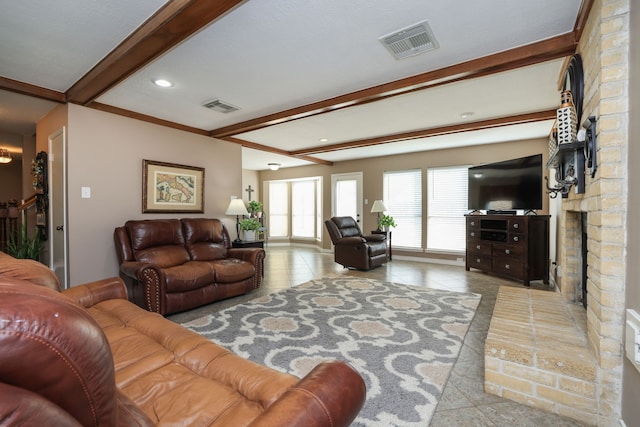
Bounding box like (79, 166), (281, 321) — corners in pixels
(81, 187), (91, 199)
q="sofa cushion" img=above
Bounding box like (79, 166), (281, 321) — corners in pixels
(181, 218), (228, 261)
(208, 259), (255, 283)
(163, 261), (216, 292)
(126, 219), (189, 267)
(84, 298), (301, 425)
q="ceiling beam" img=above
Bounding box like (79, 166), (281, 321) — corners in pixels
(574, 0), (595, 42)
(211, 33), (576, 139)
(0, 76), (66, 103)
(290, 110), (558, 156)
(66, 0), (246, 105)
(222, 136), (334, 166)
(88, 102), (209, 135)
(87, 102), (334, 166)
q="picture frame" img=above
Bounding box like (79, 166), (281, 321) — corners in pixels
(142, 160), (205, 213)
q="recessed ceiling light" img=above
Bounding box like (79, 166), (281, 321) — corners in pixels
(319, 138), (328, 142)
(460, 112), (474, 119)
(153, 79), (173, 87)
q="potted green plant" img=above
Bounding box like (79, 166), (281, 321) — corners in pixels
(239, 218), (262, 241)
(379, 214), (397, 232)
(247, 200), (263, 217)
(6, 224), (43, 261)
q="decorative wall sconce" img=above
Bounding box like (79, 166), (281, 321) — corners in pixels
(545, 54), (597, 199)
(546, 116), (597, 198)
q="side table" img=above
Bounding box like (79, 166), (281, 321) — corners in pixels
(232, 240), (264, 249)
(370, 230), (391, 260)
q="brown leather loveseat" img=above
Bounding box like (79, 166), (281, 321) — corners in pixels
(114, 218), (264, 315)
(0, 251), (366, 426)
(325, 216), (388, 270)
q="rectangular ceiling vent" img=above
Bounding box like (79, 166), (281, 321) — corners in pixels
(379, 20), (439, 60)
(202, 99), (240, 113)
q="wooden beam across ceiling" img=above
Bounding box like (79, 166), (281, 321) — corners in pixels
(290, 110), (558, 156)
(0, 76), (66, 103)
(66, 0), (246, 105)
(211, 33), (577, 139)
(222, 136), (334, 166)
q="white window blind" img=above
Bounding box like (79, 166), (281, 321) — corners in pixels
(383, 169), (422, 248)
(292, 180), (315, 238)
(269, 181), (289, 237)
(427, 166), (468, 251)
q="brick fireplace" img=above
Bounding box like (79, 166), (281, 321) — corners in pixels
(485, 1), (629, 425)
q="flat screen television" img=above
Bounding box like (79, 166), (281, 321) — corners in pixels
(467, 153), (543, 212)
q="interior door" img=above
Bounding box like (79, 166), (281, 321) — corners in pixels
(48, 127), (69, 289)
(331, 172), (363, 224)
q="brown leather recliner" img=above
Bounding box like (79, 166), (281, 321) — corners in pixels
(325, 216), (388, 270)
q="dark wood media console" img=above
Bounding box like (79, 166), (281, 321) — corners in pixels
(465, 214), (550, 286)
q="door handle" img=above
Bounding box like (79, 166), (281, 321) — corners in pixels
(56, 225), (64, 231)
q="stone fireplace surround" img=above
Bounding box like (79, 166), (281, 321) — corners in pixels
(484, 1), (629, 425)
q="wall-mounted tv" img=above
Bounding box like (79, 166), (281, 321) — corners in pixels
(468, 154), (543, 212)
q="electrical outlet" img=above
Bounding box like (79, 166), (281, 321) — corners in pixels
(626, 309), (640, 370)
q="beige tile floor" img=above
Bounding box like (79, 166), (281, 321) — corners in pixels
(169, 245), (588, 426)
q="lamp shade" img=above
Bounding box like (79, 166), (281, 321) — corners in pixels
(370, 200), (387, 213)
(225, 199), (249, 215)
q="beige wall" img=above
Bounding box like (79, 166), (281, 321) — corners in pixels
(37, 104), (243, 285)
(260, 138), (548, 255)
(0, 132), (24, 202)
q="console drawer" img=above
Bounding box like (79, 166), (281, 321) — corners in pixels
(507, 233), (527, 246)
(493, 243), (524, 258)
(509, 218), (526, 232)
(466, 238), (491, 254)
(493, 258), (524, 279)
(467, 254), (492, 270)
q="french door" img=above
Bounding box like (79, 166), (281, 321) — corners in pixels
(331, 172), (363, 224)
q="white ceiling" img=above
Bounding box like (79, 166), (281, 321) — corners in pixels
(0, 0), (583, 169)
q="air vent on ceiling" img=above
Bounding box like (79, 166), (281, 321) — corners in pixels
(379, 20), (439, 60)
(202, 99), (240, 113)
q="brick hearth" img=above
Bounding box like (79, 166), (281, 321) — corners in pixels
(485, 286), (597, 425)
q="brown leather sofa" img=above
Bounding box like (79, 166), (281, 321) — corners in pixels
(325, 216), (388, 270)
(0, 251), (366, 426)
(114, 218), (265, 315)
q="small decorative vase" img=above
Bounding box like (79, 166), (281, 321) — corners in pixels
(244, 230), (256, 242)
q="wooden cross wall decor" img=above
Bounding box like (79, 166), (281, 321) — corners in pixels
(245, 185), (254, 201)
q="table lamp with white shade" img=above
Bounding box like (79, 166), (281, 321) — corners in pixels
(226, 198), (249, 241)
(370, 200), (387, 231)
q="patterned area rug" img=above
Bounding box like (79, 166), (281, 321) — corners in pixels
(182, 276), (481, 426)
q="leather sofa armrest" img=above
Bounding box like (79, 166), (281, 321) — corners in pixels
(227, 247), (264, 263)
(364, 234), (385, 242)
(336, 236), (366, 245)
(118, 261), (166, 313)
(63, 277), (128, 308)
(249, 361), (366, 427)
